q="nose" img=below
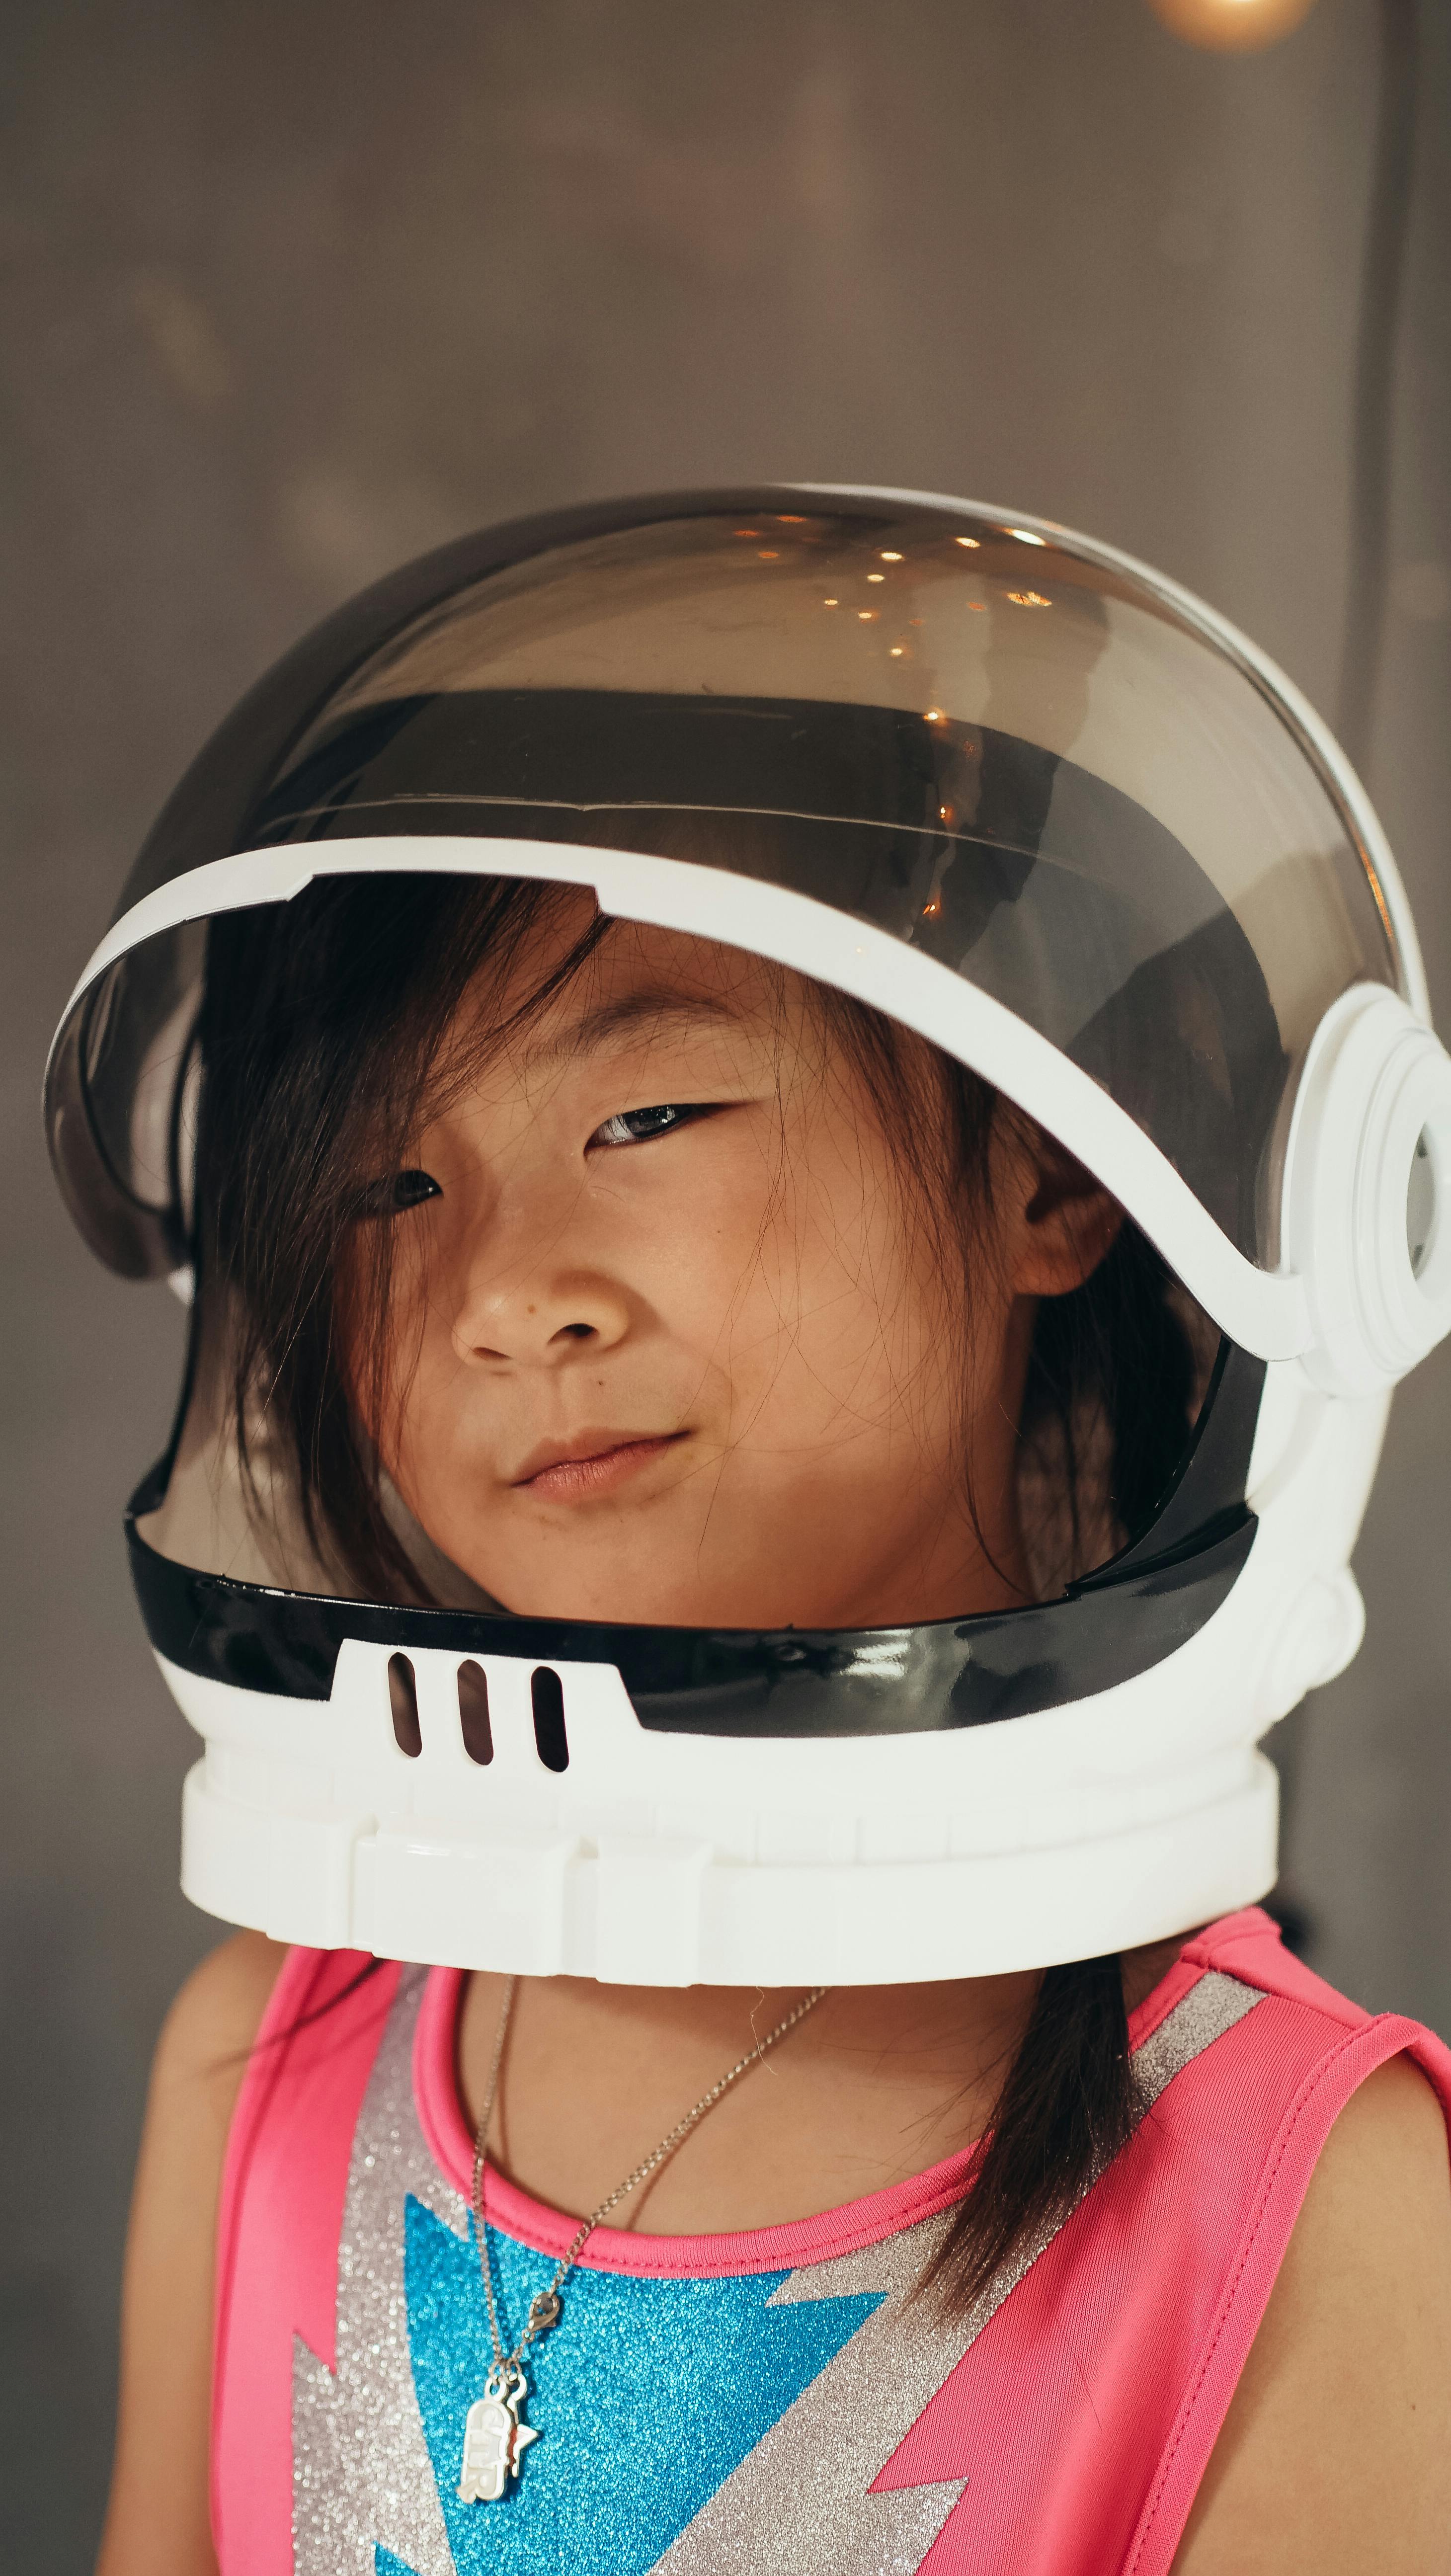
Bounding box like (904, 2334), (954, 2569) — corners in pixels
(451, 1254), (633, 1369)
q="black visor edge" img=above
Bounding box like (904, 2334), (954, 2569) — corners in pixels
(126, 1346), (1264, 1740)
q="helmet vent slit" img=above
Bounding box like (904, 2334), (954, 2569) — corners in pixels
(530, 1668), (569, 1773)
(387, 1653), (422, 1759)
(457, 1660), (494, 1766)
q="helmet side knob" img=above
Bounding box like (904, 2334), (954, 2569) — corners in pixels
(1285, 985), (1451, 1396)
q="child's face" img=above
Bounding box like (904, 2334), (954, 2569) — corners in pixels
(351, 902), (1096, 1628)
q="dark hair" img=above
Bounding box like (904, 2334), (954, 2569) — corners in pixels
(196, 873), (615, 1599)
(195, 865), (1200, 2315)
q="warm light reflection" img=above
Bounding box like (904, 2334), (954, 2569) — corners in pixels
(880, 550), (903, 561)
(1145, 0), (1316, 49)
(867, 572), (885, 583)
(1007, 590), (1052, 608)
(1006, 528), (1048, 546)
(890, 646), (905, 656)
(823, 597), (839, 607)
(955, 536), (980, 549)
(925, 709), (944, 722)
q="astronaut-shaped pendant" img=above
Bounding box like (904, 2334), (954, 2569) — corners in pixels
(458, 2363), (539, 2503)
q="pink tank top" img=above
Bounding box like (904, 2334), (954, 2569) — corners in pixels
(212, 1909), (1451, 2576)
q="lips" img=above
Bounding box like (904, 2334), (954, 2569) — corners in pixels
(511, 1430), (688, 1503)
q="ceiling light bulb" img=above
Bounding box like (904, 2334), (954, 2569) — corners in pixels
(1145, 0), (1317, 52)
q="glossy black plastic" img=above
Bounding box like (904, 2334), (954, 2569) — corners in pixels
(126, 1342), (1265, 1737)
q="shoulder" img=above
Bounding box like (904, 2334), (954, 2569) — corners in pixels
(152, 1928), (291, 2095)
(1308, 2041), (1450, 2202)
(97, 1934), (290, 2576)
(1171, 2050), (1451, 2574)
(137, 1929), (293, 2300)
(142, 1929), (292, 2173)
(129, 1928), (291, 2316)
(139, 1928), (293, 2301)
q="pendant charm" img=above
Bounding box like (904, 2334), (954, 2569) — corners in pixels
(458, 2363), (539, 2503)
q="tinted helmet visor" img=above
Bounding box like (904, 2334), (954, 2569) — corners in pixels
(45, 487), (1400, 1739)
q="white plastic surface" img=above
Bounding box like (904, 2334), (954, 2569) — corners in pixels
(63, 835), (1316, 1364)
(1282, 984), (1451, 1395)
(168, 1351), (1380, 1982)
(74, 822), (1451, 1392)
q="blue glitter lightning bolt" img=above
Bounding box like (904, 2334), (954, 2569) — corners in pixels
(397, 2193), (884, 2574)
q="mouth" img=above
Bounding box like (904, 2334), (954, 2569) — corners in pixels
(511, 1430), (689, 1503)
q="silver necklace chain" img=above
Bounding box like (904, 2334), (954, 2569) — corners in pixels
(469, 1977), (829, 2386)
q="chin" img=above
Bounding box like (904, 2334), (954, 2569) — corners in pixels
(475, 1556), (791, 1630)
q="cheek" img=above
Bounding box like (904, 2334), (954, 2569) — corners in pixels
(622, 1130), (780, 1346)
(712, 1115), (963, 1439)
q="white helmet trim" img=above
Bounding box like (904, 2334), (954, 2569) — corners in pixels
(56, 830), (1451, 1390)
(164, 1351), (1382, 1983)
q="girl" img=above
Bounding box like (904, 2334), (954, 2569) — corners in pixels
(49, 492), (1451, 2574)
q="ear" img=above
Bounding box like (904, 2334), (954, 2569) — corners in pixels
(1010, 1129), (1124, 1298)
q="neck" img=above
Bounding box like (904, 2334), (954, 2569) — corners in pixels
(458, 1929), (1190, 2240)
(461, 1968), (1041, 2236)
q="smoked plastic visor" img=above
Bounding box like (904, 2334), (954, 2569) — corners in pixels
(46, 488), (1404, 1313)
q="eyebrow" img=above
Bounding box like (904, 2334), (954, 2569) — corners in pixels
(521, 987), (743, 1068)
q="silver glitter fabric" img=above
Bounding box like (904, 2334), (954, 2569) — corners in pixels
(654, 2205), (968, 2576)
(292, 1965), (467, 2576)
(1132, 1968), (1263, 2107)
(288, 1962), (1262, 2576)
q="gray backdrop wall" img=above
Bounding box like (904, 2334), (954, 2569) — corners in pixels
(2, 1), (1449, 2563)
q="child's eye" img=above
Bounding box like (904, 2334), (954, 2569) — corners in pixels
(353, 1168), (442, 1217)
(589, 1104), (715, 1149)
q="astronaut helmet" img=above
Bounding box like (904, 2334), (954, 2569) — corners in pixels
(45, 486), (1451, 1985)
